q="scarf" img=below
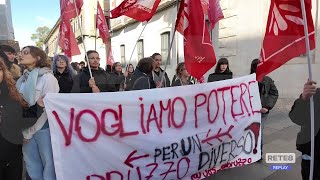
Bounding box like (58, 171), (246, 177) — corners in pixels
(16, 67), (51, 106)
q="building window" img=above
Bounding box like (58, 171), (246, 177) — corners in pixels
(120, 45), (126, 65)
(137, 40), (144, 61)
(161, 32), (170, 65)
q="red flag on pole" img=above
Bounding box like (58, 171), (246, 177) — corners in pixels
(60, 0), (83, 20)
(97, 1), (110, 43)
(176, 0), (217, 79)
(110, 0), (161, 22)
(257, 0), (315, 81)
(107, 46), (114, 66)
(58, 18), (81, 59)
(201, 0), (209, 14)
(208, 0), (224, 30)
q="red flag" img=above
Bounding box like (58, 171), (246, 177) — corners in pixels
(176, 0), (217, 79)
(257, 0), (315, 81)
(176, 1), (185, 34)
(208, 0), (224, 30)
(97, 1), (110, 43)
(176, 0), (223, 32)
(58, 18), (81, 59)
(60, 0), (83, 20)
(110, 0), (161, 22)
(107, 46), (114, 66)
(201, 0), (209, 15)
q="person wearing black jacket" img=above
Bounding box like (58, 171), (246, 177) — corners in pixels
(52, 55), (75, 93)
(127, 57), (155, 91)
(111, 62), (125, 91)
(250, 59), (278, 161)
(0, 52), (37, 180)
(172, 62), (193, 86)
(208, 58), (233, 82)
(72, 50), (116, 93)
(289, 80), (320, 180)
(151, 53), (170, 88)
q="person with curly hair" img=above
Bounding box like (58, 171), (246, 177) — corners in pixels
(16, 46), (59, 180)
(0, 50), (37, 180)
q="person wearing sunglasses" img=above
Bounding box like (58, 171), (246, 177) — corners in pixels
(16, 46), (59, 180)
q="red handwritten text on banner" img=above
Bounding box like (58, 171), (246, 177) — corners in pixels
(44, 74), (262, 180)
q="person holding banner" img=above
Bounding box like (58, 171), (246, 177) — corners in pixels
(151, 53), (170, 88)
(16, 46), (59, 180)
(73, 50), (116, 93)
(127, 57), (155, 90)
(250, 59), (279, 160)
(172, 62), (193, 86)
(289, 80), (320, 180)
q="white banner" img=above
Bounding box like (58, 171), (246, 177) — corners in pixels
(44, 74), (262, 180)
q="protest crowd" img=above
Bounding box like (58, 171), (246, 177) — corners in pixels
(0, 0), (319, 179)
(0, 43), (318, 180)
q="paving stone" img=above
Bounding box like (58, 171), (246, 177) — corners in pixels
(264, 158), (302, 180)
(205, 163), (273, 180)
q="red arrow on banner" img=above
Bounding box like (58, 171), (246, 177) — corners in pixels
(124, 150), (150, 168)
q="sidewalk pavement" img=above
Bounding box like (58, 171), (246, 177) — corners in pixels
(205, 110), (303, 180)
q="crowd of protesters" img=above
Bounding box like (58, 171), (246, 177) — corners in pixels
(1, 44), (319, 180)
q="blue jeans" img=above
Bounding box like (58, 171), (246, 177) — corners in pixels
(23, 128), (56, 180)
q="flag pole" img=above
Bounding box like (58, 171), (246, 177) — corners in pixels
(159, 0), (181, 87)
(128, 22), (148, 65)
(123, 21), (149, 85)
(73, 0), (93, 78)
(159, 25), (177, 87)
(300, 0), (315, 180)
(95, 19), (97, 51)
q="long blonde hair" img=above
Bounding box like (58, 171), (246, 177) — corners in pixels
(0, 51), (28, 107)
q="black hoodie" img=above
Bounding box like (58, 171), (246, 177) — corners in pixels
(72, 67), (116, 93)
(54, 69), (73, 93)
(127, 68), (156, 91)
(289, 90), (320, 161)
(207, 71), (233, 82)
(110, 72), (125, 91)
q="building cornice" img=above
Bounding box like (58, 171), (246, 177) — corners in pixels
(44, 17), (61, 44)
